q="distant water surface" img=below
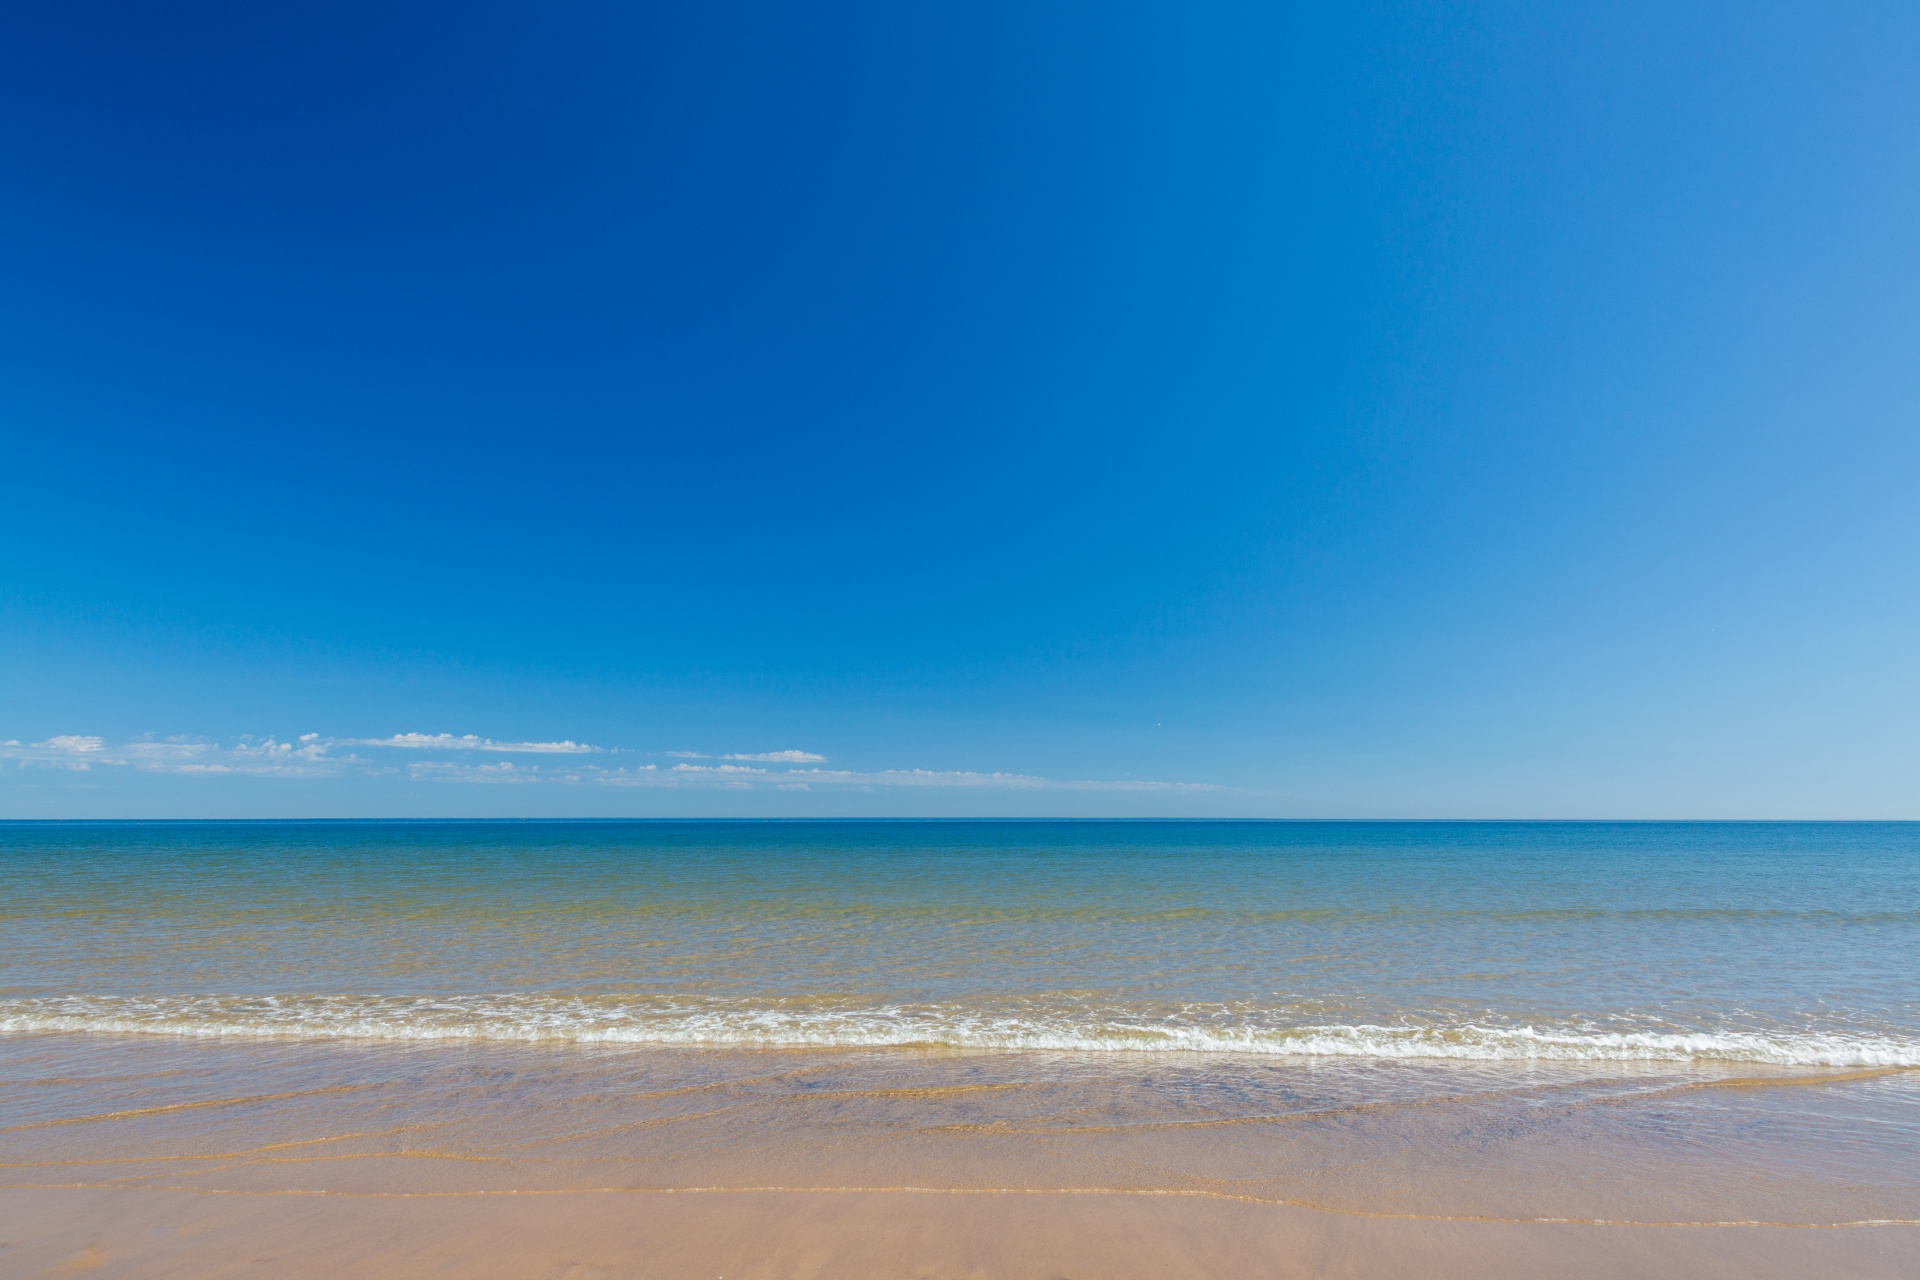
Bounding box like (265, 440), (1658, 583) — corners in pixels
(4, 820), (1916, 1065)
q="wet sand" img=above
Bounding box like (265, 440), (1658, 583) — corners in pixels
(7, 1184), (1919, 1279)
(4, 1032), (1917, 1277)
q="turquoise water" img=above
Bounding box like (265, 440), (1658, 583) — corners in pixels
(4, 820), (1918, 1064)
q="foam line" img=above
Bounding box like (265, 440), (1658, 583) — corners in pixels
(6, 994), (1919, 1067)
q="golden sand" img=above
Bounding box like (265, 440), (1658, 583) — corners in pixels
(6, 1186), (1917, 1279)
(4, 1033), (1917, 1277)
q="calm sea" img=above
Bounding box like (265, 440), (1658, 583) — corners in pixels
(6, 819), (1920, 1236)
(5, 820), (1916, 1065)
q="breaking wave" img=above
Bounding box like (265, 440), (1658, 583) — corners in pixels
(5, 994), (1919, 1067)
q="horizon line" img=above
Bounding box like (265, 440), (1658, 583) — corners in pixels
(2, 816), (1915, 825)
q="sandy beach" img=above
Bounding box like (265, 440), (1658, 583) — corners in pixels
(10, 1183), (1919, 1279)
(5, 1031), (1917, 1278)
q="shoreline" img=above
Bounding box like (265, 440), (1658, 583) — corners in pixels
(6, 1031), (1918, 1274)
(10, 996), (1919, 1068)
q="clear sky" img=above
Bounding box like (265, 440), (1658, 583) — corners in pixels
(3, 1), (1917, 818)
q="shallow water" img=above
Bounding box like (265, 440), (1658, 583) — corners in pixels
(4, 820), (1918, 1063)
(3, 820), (1918, 1239)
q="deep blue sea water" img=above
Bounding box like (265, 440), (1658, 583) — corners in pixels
(4, 820), (1918, 1065)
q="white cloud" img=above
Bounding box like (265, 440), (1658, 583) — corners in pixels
(0, 735), (345, 777)
(409, 761), (1224, 793)
(130, 736), (343, 777)
(2, 731), (1228, 794)
(41, 735), (106, 753)
(405, 759), (578, 784)
(770, 768), (1223, 792)
(343, 733), (597, 754)
(0, 736), (110, 771)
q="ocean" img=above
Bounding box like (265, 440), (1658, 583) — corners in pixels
(4, 819), (1918, 1256)
(6, 820), (1917, 1063)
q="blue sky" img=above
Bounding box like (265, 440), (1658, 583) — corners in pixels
(3, 1), (1917, 817)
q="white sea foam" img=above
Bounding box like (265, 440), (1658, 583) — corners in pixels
(5, 994), (1919, 1067)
